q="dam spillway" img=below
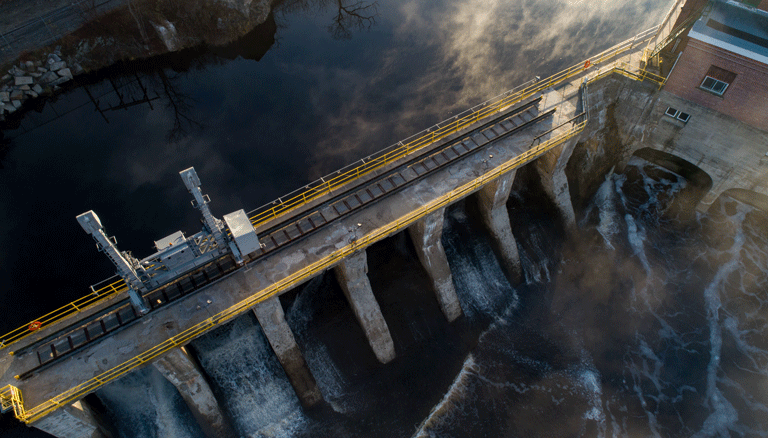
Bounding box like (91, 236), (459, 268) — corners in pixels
(4, 10), (768, 435)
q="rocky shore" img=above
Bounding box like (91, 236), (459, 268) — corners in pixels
(0, 48), (84, 121)
(1, 0), (273, 123)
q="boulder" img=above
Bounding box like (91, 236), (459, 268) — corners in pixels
(41, 71), (59, 84)
(26, 90), (39, 98)
(19, 85), (30, 91)
(10, 89), (23, 100)
(24, 61), (35, 70)
(32, 84), (43, 94)
(47, 53), (62, 63)
(14, 76), (33, 85)
(30, 72), (42, 78)
(57, 68), (73, 79)
(37, 67), (48, 73)
(0, 91), (8, 102)
(49, 61), (67, 71)
(12, 100), (21, 109)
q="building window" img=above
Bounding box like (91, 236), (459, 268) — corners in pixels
(699, 65), (737, 96)
(664, 107), (690, 123)
(700, 77), (729, 95)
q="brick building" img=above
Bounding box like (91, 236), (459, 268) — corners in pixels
(661, 0), (768, 130)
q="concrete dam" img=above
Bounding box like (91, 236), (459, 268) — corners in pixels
(2, 4), (768, 435)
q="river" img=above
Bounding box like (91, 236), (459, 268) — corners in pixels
(4, 0), (767, 437)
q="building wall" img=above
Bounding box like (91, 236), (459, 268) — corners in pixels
(645, 90), (768, 207)
(663, 38), (768, 130)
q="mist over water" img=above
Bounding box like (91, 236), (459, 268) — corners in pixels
(4, 0), (768, 437)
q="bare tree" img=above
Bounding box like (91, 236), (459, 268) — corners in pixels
(328, 0), (378, 40)
(155, 70), (204, 142)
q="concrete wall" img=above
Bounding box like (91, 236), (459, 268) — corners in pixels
(565, 76), (659, 211)
(31, 400), (112, 438)
(663, 39), (768, 131)
(644, 90), (768, 206)
(566, 72), (768, 210)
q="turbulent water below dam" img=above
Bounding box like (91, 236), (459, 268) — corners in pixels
(89, 160), (768, 437)
(2, 0), (767, 436)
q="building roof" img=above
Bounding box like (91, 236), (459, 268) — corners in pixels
(688, 0), (768, 65)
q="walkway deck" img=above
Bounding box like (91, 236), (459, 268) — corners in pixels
(1, 27), (667, 424)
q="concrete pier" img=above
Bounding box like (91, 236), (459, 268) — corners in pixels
(536, 90), (578, 228)
(333, 250), (396, 363)
(153, 347), (232, 438)
(476, 170), (522, 283)
(252, 296), (323, 408)
(31, 400), (111, 438)
(407, 208), (462, 322)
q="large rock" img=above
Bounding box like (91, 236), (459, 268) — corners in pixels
(49, 61), (67, 71)
(12, 100), (21, 109)
(41, 71), (59, 84)
(10, 89), (23, 100)
(57, 68), (73, 79)
(14, 76), (33, 85)
(0, 91), (8, 102)
(33, 84), (43, 94)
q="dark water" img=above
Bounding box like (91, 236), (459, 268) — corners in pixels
(8, 1), (766, 437)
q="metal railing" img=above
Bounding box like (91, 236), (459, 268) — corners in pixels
(0, 107), (589, 425)
(0, 279), (127, 352)
(246, 25), (660, 231)
(0, 26), (667, 354)
(0, 52), (669, 423)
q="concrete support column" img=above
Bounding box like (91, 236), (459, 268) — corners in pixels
(333, 250), (396, 364)
(534, 140), (578, 229)
(153, 347), (233, 438)
(476, 170), (522, 283)
(252, 296), (323, 408)
(407, 208), (462, 322)
(31, 400), (111, 438)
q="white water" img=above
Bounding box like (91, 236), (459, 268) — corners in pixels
(94, 159), (768, 438)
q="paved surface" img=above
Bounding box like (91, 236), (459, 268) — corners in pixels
(0, 0), (123, 65)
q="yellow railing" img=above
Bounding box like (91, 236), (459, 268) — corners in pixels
(0, 26), (664, 350)
(0, 385), (24, 419)
(246, 25), (661, 230)
(0, 279), (128, 353)
(0, 26), (668, 354)
(1, 114), (587, 425)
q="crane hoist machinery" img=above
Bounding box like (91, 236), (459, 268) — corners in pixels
(77, 167), (263, 315)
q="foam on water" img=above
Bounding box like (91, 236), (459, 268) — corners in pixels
(190, 315), (302, 436)
(95, 366), (205, 438)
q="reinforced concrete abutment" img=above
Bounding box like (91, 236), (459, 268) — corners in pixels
(333, 250), (396, 364)
(407, 207), (462, 322)
(475, 170), (522, 283)
(31, 399), (112, 438)
(252, 296), (323, 408)
(152, 347), (234, 438)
